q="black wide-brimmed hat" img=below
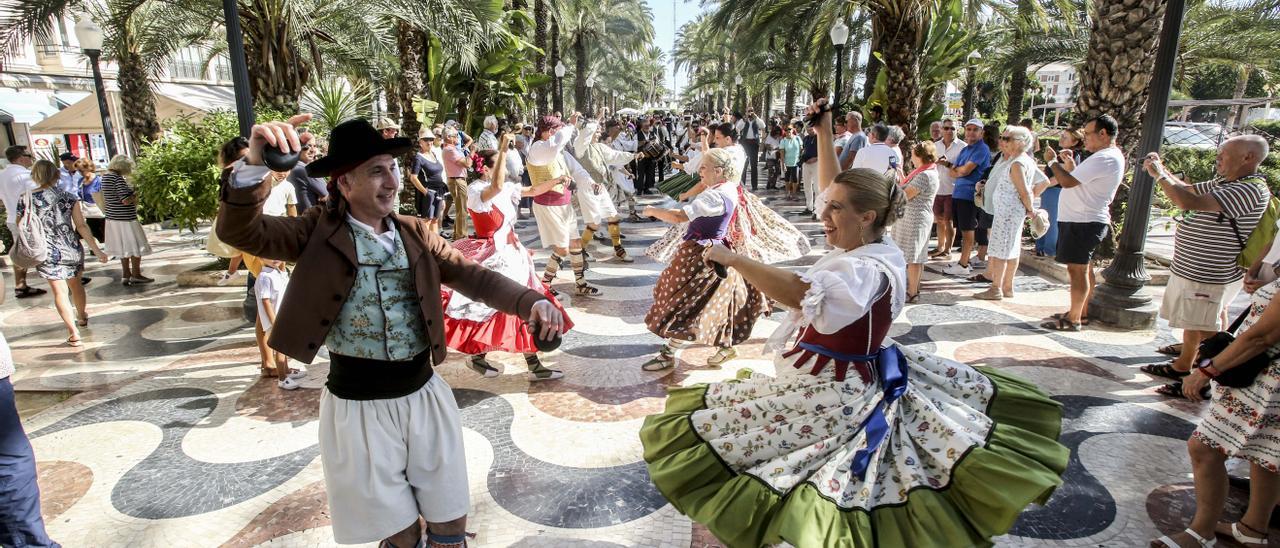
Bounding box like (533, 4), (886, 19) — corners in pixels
(306, 118), (412, 178)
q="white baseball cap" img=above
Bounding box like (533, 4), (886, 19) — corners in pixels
(964, 119), (984, 130)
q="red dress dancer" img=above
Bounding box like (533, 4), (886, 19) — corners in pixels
(441, 148), (573, 381)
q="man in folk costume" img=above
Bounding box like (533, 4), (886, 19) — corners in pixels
(571, 119), (645, 263)
(527, 113), (603, 295)
(217, 115), (566, 548)
(603, 120), (642, 221)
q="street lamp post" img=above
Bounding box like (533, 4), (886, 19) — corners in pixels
(220, 0), (255, 137)
(554, 61), (566, 115)
(586, 76), (595, 114)
(73, 17), (117, 158)
(1089, 0), (1188, 329)
(829, 21), (849, 109)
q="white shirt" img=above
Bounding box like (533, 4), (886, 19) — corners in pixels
(528, 125), (575, 167)
(254, 265), (290, 332)
(504, 150), (525, 185)
(725, 143), (747, 183)
(834, 131), (853, 152)
(262, 178), (298, 217)
(933, 138), (966, 196)
(735, 117), (763, 140)
(346, 214), (399, 254)
(1057, 146), (1125, 224)
(0, 164), (36, 226)
(850, 143), (901, 176)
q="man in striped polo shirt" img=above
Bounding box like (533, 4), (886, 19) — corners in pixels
(1143, 135), (1272, 386)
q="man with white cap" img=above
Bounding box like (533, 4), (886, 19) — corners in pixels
(944, 119), (992, 277)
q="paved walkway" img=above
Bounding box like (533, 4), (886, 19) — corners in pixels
(6, 188), (1265, 547)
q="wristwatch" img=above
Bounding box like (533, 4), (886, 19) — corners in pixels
(1196, 358), (1220, 378)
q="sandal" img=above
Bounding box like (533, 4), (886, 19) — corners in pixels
(1216, 521), (1267, 546)
(1155, 380), (1211, 400)
(1141, 362), (1189, 380)
(1157, 343), (1183, 356)
(641, 347), (676, 371)
(1151, 527), (1216, 547)
(65, 336), (83, 348)
(966, 274), (993, 284)
(574, 283), (601, 296)
(76, 313), (89, 327)
(906, 292), (920, 304)
(467, 355), (501, 378)
(1040, 317), (1081, 332)
(1050, 312), (1090, 326)
(14, 286), (46, 299)
(972, 288), (1004, 301)
(707, 346), (738, 367)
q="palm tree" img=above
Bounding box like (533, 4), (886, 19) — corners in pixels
(533, 0), (551, 115)
(557, 0), (653, 113)
(0, 0), (208, 150)
(1073, 0), (1170, 153)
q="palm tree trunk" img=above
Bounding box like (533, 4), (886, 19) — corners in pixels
(573, 36), (588, 113)
(240, 4), (311, 113)
(115, 50), (161, 149)
(396, 23), (425, 143)
(1227, 66), (1250, 130)
(875, 6), (926, 157)
(534, 0), (549, 115)
(551, 19), (563, 115)
(1074, 0), (1170, 155)
(1006, 63), (1029, 124)
(862, 18), (882, 101)
(784, 81), (796, 119)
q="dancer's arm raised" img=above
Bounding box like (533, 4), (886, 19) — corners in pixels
(810, 99), (840, 197)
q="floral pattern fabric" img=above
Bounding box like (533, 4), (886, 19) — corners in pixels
(16, 187), (84, 280)
(690, 342), (996, 510)
(1193, 278), (1280, 471)
(645, 187), (811, 265)
(323, 225), (429, 361)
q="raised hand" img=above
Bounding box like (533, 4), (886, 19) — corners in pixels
(246, 113), (314, 167)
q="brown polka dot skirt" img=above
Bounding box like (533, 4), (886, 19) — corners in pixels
(645, 240), (766, 347)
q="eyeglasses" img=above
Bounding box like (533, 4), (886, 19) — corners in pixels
(943, 127), (955, 131)
(999, 135), (1014, 141)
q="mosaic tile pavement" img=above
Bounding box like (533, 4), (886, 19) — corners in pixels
(7, 189), (1273, 547)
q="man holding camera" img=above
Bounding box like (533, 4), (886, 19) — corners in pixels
(217, 114), (567, 548)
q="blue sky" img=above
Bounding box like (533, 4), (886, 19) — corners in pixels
(646, 0), (710, 96)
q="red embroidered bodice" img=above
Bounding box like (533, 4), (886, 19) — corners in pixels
(781, 285), (894, 383)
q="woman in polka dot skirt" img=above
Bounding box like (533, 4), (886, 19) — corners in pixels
(640, 148), (766, 371)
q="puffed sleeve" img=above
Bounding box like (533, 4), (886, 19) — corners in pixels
(680, 189), (727, 221)
(798, 256), (887, 334)
(465, 181), (492, 212)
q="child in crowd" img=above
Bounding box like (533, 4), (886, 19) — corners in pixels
(254, 258), (304, 390)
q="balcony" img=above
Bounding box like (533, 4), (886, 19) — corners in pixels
(168, 60), (207, 81)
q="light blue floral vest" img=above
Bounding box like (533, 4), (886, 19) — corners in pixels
(324, 224), (429, 361)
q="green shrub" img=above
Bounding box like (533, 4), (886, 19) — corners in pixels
(133, 108), (290, 230)
(1247, 120), (1280, 148)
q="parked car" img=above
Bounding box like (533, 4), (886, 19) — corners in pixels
(1164, 126), (1218, 149)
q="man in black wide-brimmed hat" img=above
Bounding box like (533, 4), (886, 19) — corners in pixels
(217, 115), (567, 548)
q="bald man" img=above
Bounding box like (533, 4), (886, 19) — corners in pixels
(1143, 134), (1272, 392)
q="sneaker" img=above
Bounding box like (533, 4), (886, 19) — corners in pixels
(970, 259), (987, 270)
(216, 272), (235, 286)
(286, 368), (307, 380)
(277, 378), (301, 390)
(943, 263), (971, 276)
(527, 367), (564, 381)
(129, 276), (155, 284)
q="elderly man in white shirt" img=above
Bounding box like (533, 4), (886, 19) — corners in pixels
(0, 146), (42, 298)
(851, 124), (903, 179)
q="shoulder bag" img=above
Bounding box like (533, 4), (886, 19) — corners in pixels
(1198, 306), (1273, 388)
(10, 191), (48, 269)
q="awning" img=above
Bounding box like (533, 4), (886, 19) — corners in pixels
(0, 88), (63, 124)
(29, 83), (236, 135)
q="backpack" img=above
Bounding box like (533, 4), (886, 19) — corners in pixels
(10, 191), (48, 269)
(1228, 194), (1280, 269)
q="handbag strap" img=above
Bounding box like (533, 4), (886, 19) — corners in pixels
(1227, 306), (1251, 334)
